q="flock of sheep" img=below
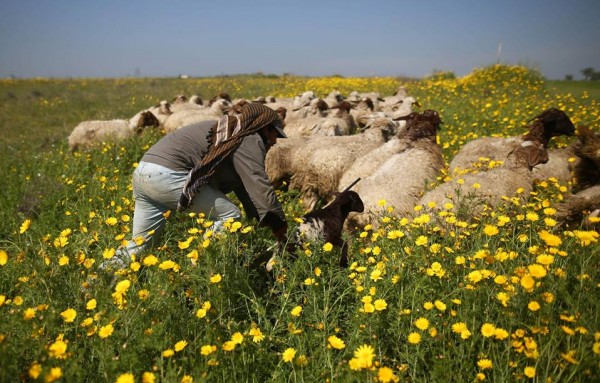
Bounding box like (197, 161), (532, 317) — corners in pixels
(67, 88), (600, 235)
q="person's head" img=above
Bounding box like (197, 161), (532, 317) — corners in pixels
(260, 118), (286, 151)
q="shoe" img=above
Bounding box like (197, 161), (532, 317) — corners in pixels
(99, 256), (128, 272)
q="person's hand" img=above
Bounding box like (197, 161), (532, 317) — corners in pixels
(272, 223), (288, 243)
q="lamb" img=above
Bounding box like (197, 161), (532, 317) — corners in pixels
(67, 111), (159, 150)
(346, 114), (445, 228)
(418, 125), (550, 218)
(162, 98), (232, 133)
(266, 187), (364, 271)
(266, 117), (397, 211)
(448, 108), (575, 175)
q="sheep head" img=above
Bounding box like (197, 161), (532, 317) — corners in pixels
(405, 120), (439, 142)
(131, 111), (160, 134)
(212, 99), (233, 114)
(189, 95), (203, 105)
(312, 99), (329, 113)
(331, 190), (365, 214)
(420, 109), (443, 129)
(158, 100), (172, 115)
(332, 101), (354, 113)
(397, 110), (443, 141)
(172, 94), (188, 104)
(528, 107), (575, 146)
(209, 92), (232, 106)
(359, 97), (375, 111)
(510, 140), (549, 170)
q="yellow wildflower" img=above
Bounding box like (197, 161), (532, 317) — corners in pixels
(174, 340), (188, 352)
(327, 335), (346, 350)
(290, 305), (303, 317)
(60, 308), (77, 323)
(282, 347), (297, 363)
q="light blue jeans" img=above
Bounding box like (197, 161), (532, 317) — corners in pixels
(117, 161), (241, 259)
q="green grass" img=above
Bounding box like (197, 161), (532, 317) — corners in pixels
(1, 66), (599, 382)
(546, 80), (600, 101)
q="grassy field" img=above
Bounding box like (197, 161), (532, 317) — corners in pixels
(1, 65), (599, 382)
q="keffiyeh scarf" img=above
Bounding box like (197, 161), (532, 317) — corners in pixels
(177, 102), (281, 211)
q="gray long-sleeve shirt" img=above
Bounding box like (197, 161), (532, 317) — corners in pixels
(141, 121), (286, 229)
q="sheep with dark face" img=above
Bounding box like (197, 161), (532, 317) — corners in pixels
(347, 113), (445, 227)
(208, 92), (232, 106)
(267, 188), (364, 270)
(351, 97), (376, 128)
(419, 124), (550, 219)
(67, 110), (160, 150)
(309, 100), (357, 136)
(449, 107), (575, 175)
(339, 110), (442, 194)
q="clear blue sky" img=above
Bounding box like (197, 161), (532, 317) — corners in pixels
(1, 0), (598, 80)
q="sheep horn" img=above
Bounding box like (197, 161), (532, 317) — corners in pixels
(342, 178), (361, 192)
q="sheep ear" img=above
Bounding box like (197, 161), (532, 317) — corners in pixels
(526, 145), (548, 168)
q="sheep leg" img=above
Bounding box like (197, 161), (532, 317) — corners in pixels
(339, 242), (349, 268)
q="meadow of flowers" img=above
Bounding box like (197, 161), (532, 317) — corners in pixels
(1, 65), (599, 382)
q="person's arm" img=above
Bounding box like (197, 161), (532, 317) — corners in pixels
(231, 135), (287, 231)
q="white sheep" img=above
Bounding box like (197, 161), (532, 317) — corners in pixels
(346, 114), (445, 228)
(67, 111), (159, 150)
(308, 101), (357, 136)
(448, 108), (575, 175)
(418, 127), (550, 218)
(266, 117), (397, 211)
(282, 99), (331, 137)
(350, 97), (376, 128)
(338, 111), (440, 191)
